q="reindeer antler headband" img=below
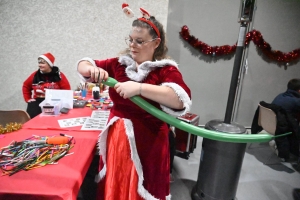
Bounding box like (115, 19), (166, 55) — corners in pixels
(122, 3), (161, 39)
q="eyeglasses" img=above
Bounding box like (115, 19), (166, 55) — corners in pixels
(125, 37), (157, 46)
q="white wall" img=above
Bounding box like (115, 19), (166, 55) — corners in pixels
(1, 0), (299, 128)
(0, 0), (169, 110)
(166, 0), (300, 126)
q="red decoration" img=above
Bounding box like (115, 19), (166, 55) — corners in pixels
(180, 25), (300, 64)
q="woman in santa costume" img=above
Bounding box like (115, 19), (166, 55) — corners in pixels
(77, 5), (192, 200)
(22, 52), (71, 118)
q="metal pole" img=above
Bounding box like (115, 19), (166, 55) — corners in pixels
(224, 22), (248, 124)
(224, 0), (256, 123)
(191, 1), (256, 199)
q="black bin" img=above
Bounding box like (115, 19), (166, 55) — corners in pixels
(192, 119), (247, 200)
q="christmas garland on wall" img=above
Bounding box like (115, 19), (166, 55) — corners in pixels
(180, 25), (300, 64)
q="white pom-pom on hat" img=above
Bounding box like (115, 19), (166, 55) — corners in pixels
(122, 3), (134, 18)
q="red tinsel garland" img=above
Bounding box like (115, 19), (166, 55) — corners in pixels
(180, 25), (300, 64)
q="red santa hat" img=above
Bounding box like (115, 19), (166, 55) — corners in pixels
(38, 52), (55, 67)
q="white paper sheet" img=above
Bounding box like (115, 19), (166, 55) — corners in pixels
(81, 110), (110, 130)
(58, 117), (89, 128)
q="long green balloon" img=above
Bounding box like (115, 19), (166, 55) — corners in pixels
(103, 77), (290, 143)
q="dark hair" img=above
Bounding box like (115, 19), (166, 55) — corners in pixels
(131, 16), (168, 60)
(287, 78), (300, 91)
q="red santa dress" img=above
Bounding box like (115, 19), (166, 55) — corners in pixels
(78, 55), (192, 200)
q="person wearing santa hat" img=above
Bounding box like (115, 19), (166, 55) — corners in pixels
(22, 52), (71, 118)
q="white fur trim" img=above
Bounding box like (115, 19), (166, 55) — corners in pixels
(76, 57), (96, 82)
(39, 55), (53, 67)
(95, 116), (119, 181)
(166, 194), (172, 200)
(94, 165), (106, 183)
(95, 116), (170, 200)
(119, 56), (179, 82)
(123, 119), (160, 200)
(160, 82), (192, 116)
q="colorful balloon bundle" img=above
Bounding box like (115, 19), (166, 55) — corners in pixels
(0, 134), (74, 176)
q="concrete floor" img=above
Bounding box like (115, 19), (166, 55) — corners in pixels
(78, 136), (300, 200)
(170, 137), (300, 200)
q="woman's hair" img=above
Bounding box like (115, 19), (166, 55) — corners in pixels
(119, 16), (169, 61)
(287, 78), (300, 91)
(38, 58), (47, 64)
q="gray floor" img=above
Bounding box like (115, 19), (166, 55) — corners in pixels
(170, 137), (300, 200)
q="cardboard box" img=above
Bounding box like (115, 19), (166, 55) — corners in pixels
(175, 112), (199, 159)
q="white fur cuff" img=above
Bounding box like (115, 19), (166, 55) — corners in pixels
(76, 57), (96, 82)
(160, 82), (192, 116)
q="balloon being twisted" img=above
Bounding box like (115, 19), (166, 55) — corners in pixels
(103, 77), (291, 143)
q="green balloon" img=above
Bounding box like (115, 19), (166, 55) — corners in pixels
(103, 77), (290, 143)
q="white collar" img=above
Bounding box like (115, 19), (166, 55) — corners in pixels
(118, 55), (179, 82)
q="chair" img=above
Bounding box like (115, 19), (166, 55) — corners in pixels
(258, 104), (277, 135)
(257, 104), (282, 165)
(0, 110), (31, 126)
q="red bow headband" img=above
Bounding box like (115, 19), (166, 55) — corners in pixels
(122, 3), (161, 39)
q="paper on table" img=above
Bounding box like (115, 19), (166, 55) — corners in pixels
(81, 110), (110, 130)
(57, 110), (110, 130)
(58, 117), (89, 128)
(91, 110), (110, 119)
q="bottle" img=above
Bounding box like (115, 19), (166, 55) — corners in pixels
(92, 85), (100, 99)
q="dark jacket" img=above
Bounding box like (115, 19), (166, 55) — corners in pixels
(272, 89), (300, 120)
(251, 101), (299, 159)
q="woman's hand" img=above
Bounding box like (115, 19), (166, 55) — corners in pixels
(88, 66), (108, 84)
(114, 81), (140, 99)
(115, 81), (184, 109)
(27, 99), (36, 103)
(78, 61), (109, 84)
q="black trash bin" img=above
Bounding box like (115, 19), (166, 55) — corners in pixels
(191, 119), (247, 200)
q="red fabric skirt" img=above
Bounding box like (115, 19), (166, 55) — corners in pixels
(96, 117), (170, 200)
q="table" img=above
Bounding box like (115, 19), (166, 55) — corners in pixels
(0, 107), (100, 200)
(22, 107), (93, 131)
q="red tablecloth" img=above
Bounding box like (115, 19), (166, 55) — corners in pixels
(0, 107), (100, 200)
(22, 107), (93, 131)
